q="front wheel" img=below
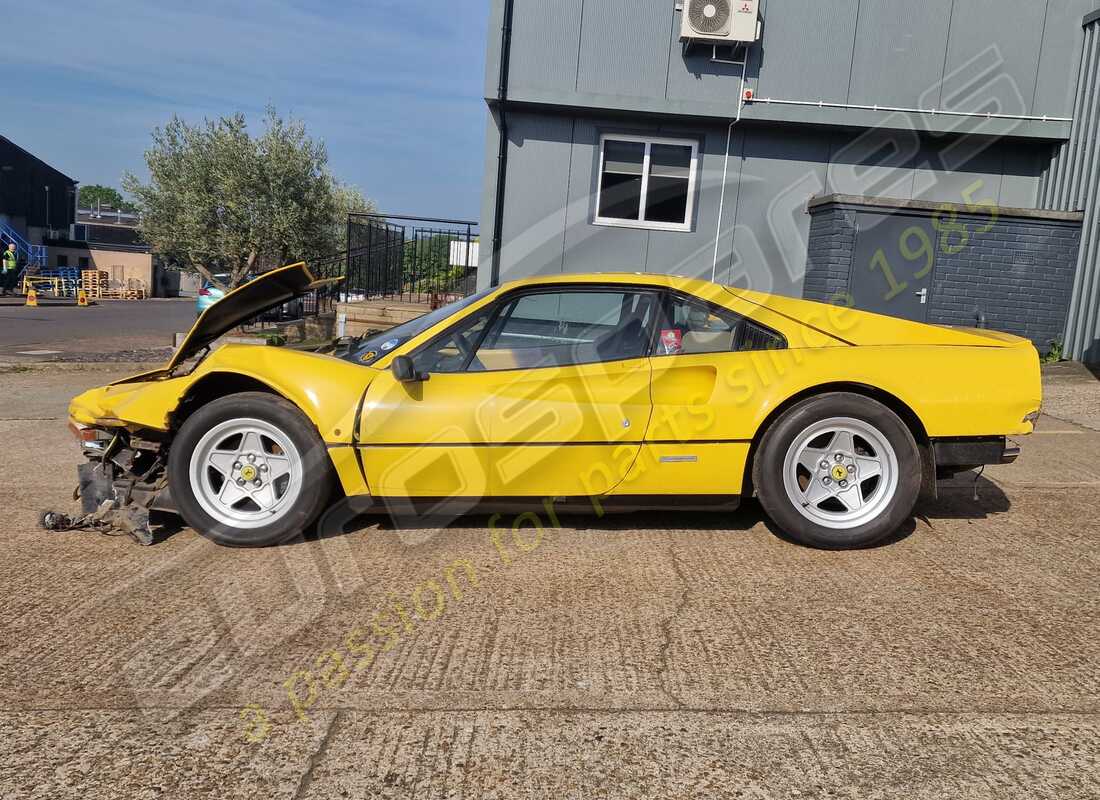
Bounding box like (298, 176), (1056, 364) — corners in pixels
(753, 393), (921, 550)
(168, 392), (334, 547)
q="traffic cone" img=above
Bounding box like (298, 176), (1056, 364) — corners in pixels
(77, 289), (89, 307)
(25, 288), (38, 307)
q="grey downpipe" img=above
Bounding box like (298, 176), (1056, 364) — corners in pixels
(489, 0), (515, 288)
(710, 52), (750, 283)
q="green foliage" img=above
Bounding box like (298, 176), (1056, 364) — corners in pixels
(402, 234), (474, 294)
(402, 234), (449, 282)
(423, 265), (467, 293)
(79, 185), (136, 212)
(1042, 338), (1064, 364)
(123, 107), (375, 289)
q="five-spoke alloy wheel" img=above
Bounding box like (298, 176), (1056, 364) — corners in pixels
(169, 392), (334, 547)
(754, 393), (921, 549)
(189, 418), (304, 530)
(782, 417), (899, 530)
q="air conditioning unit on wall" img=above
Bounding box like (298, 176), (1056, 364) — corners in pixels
(680, 0), (760, 44)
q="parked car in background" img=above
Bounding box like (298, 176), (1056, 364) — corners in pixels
(197, 272), (304, 321)
(196, 274), (231, 317)
(68, 263), (1041, 551)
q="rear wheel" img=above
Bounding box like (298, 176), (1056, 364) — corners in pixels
(168, 392), (334, 547)
(753, 393), (921, 549)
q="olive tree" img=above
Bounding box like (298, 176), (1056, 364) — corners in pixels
(123, 107), (374, 289)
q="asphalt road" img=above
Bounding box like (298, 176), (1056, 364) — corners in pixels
(0, 297), (195, 359)
(0, 362), (1098, 799)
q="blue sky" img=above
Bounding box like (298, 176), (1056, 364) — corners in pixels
(0, 0), (490, 220)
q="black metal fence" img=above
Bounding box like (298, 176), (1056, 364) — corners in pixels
(345, 214), (479, 306)
(303, 249), (353, 317)
(245, 215), (480, 329)
(245, 250), (356, 327)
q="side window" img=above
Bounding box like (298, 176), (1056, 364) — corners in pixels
(470, 289), (658, 371)
(409, 304), (498, 375)
(656, 295), (785, 356)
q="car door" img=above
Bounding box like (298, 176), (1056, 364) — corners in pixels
(358, 285), (658, 500)
(357, 302), (499, 499)
(472, 287), (658, 498)
(627, 290), (787, 497)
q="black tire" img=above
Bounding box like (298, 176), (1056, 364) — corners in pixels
(752, 392), (922, 550)
(168, 392), (335, 547)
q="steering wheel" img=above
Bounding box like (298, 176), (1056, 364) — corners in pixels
(453, 331), (483, 370)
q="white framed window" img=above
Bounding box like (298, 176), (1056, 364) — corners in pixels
(593, 134), (699, 232)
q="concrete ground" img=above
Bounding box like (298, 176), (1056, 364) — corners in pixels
(0, 297), (195, 361)
(0, 361), (1098, 798)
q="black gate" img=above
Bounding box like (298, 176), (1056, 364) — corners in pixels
(345, 214), (479, 306)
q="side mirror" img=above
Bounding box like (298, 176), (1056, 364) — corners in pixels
(391, 355), (428, 383)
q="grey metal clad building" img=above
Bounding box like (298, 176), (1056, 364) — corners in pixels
(479, 0), (1100, 361)
(0, 135), (77, 242)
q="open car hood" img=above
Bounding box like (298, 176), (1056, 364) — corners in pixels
(166, 262), (342, 371)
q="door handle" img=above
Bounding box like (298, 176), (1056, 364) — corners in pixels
(915, 288), (928, 304)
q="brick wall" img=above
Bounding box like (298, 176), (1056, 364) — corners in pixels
(927, 219), (1081, 349)
(803, 197), (1083, 354)
(803, 205), (859, 305)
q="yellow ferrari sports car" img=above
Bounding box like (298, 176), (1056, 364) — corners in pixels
(68, 263), (1041, 550)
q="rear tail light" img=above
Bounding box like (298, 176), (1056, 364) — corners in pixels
(199, 287), (211, 296)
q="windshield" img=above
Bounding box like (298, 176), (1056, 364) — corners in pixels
(343, 288), (495, 367)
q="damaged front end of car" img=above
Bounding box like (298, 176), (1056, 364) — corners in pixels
(46, 262), (346, 545)
(43, 422), (177, 545)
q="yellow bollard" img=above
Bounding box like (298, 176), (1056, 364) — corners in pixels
(77, 289), (89, 307)
(25, 289), (38, 307)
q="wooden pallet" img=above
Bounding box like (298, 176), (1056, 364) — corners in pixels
(99, 279), (148, 300)
(80, 270), (108, 298)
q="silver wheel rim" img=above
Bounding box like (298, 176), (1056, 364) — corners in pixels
(782, 416), (899, 531)
(188, 418), (304, 530)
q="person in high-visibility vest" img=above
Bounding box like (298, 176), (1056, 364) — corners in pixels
(1, 244), (18, 296)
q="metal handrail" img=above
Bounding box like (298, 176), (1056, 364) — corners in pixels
(349, 212), (479, 227)
(0, 221), (48, 267)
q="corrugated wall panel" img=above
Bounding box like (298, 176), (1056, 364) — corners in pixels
(911, 144), (1004, 204)
(724, 127), (832, 295)
(847, 0), (954, 108)
(498, 113), (576, 283)
(1041, 22), (1094, 208)
(508, 0), (585, 95)
(824, 129), (919, 199)
(752, 0), (859, 104)
(644, 122), (740, 280)
(493, 0), (1086, 126)
(1033, 1), (1094, 119)
(939, 0), (1048, 114)
(1000, 149), (1044, 208)
(1041, 17), (1100, 361)
(665, 21), (747, 107)
(576, 0), (674, 99)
